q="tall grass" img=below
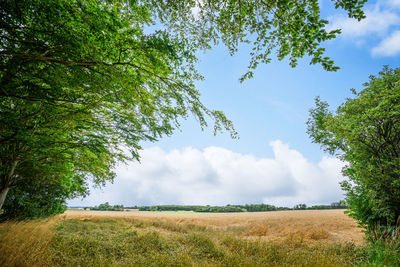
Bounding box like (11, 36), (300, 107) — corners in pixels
(1, 213), (398, 266)
(0, 217), (58, 266)
(363, 226), (400, 266)
(0, 215), (371, 266)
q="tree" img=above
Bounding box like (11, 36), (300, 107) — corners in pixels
(2, 162), (87, 218)
(293, 204), (307, 210)
(0, 0), (236, 213)
(0, 0), (367, 213)
(91, 202), (124, 211)
(307, 66), (400, 232)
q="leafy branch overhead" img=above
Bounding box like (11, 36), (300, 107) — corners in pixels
(151, 0), (366, 81)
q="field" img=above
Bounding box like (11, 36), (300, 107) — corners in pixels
(0, 209), (380, 266)
(65, 209), (364, 244)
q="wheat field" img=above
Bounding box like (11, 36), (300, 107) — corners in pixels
(0, 210), (368, 266)
(65, 209), (364, 244)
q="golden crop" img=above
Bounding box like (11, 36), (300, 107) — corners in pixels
(0, 210), (366, 266)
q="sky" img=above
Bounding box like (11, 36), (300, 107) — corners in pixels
(68, 0), (400, 207)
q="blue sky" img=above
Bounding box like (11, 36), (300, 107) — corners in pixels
(69, 0), (400, 207)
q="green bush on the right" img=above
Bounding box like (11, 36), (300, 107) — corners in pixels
(307, 66), (400, 236)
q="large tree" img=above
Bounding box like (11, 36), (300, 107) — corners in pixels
(0, 0), (236, 212)
(307, 66), (400, 232)
(0, 0), (367, 213)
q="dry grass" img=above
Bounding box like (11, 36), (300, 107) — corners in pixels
(0, 210), (368, 266)
(244, 224), (269, 236)
(64, 209), (364, 244)
(0, 217), (58, 266)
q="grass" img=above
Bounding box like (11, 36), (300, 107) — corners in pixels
(0, 211), (398, 266)
(365, 227), (400, 266)
(0, 217), (58, 266)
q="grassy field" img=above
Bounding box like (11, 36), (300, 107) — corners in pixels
(0, 210), (398, 266)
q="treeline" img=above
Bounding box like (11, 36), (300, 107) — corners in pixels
(136, 205), (204, 212)
(293, 201), (347, 210)
(135, 202), (347, 213)
(91, 202), (124, 211)
(195, 204), (287, 213)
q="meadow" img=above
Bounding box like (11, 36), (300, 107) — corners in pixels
(0, 210), (398, 266)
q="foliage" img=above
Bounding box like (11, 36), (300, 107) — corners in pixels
(307, 66), (400, 232)
(365, 241), (400, 266)
(138, 205), (203, 212)
(195, 206), (247, 213)
(294, 204), (307, 210)
(91, 202), (124, 211)
(241, 203), (282, 212)
(1, 161), (87, 219)
(152, 0), (367, 81)
(308, 201), (347, 210)
(0, 0), (235, 211)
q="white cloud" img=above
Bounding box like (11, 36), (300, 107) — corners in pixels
(326, 1), (400, 57)
(327, 7), (400, 38)
(68, 141), (346, 208)
(372, 30), (400, 56)
(386, 0), (400, 9)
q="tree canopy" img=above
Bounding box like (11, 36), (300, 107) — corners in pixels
(151, 0), (366, 81)
(0, 0), (236, 214)
(307, 66), (400, 232)
(0, 0), (368, 216)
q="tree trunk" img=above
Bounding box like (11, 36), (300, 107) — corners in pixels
(0, 187), (10, 211)
(0, 160), (18, 210)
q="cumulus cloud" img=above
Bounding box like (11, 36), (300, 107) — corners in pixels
(327, 7), (400, 38)
(68, 141), (346, 208)
(372, 30), (400, 57)
(387, 0), (400, 9)
(326, 1), (400, 57)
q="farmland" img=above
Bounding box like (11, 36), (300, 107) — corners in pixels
(64, 209), (364, 244)
(0, 209), (376, 266)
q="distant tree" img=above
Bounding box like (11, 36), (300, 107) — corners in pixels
(330, 201), (347, 208)
(91, 202), (124, 211)
(294, 204), (307, 210)
(307, 66), (400, 233)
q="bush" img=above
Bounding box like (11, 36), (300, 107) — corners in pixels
(307, 66), (400, 234)
(2, 175), (85, 219)
(91, 202), (124, 211)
